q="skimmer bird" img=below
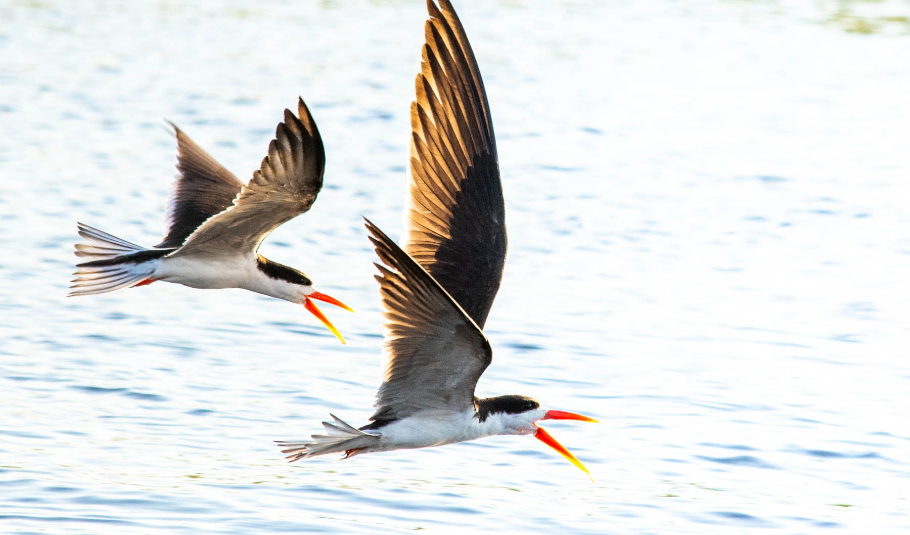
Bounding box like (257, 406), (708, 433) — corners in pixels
(277, 0), (596, 478)
(70, 98), (352, 343)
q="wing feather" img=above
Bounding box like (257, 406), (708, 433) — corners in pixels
(156, 125), (245, 249)
(365, 219), (491, 423)
(172, 98), (325, 257)
(404, 0), (506, 329)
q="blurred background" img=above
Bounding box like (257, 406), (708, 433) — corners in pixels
(1, 0), (908, 533)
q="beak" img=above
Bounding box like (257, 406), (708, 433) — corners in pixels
(308, 291), (355, 313)
(542, 410), (598, 423)
(534, 410), (597, 481)
(304, 296), (347, 345)
(534, 426), (593, 482)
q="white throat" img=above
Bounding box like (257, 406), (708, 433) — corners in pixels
(243, 271), (312, 303)
(475, 407), (548, 438)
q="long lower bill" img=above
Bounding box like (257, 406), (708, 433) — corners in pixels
(534, 426), (593, 482)
(304, 297), (346, 344)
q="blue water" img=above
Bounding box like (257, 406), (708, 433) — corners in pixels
(2, 1), (910, 533)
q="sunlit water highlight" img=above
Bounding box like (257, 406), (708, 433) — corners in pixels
(1, 0), (909, 533)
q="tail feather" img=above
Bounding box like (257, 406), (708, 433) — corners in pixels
(276, 414), (380, 462)
(70, 223), (163, 297)
(74, 223), (146, 259)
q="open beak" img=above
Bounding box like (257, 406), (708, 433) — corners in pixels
(542, 410), (598, 423)
(309, 291), (355, 313)
(304, 295), (348, 345)
(534, 410), (597, 481)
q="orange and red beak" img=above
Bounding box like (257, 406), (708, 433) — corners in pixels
(535, 410), (598, 481)
(304, 291), (354, 345)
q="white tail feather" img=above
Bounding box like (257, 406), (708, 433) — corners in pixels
(74, 223), (145, 259)
(276, 414), (380, 461)
(70, 223), (158, 297)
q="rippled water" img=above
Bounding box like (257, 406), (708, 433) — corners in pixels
(2, 0), (910, 533)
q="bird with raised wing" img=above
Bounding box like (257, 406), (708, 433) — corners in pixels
(279, 222), (596, 478)
(277, 0), (596, 478)
(70, 98), (353, 343)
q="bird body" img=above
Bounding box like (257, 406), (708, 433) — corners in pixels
(279, 222), (595, 478)
(372, 408), (501, 450)
(71, 98), (352, 342)
(281, 405), (547, 461)
(278, 0), (596, 479)
(149, 252), (306, 298)
(147, 251), (249, 290)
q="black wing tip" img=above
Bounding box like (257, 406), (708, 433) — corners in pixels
(436, 0), (462, 24)
(297, 96), (314, 123)
(363, 217), (388, 243)
(427, 0), (443, 19)
(274, 121), (295, 152)
(276, 114), (302, 141)
(282, 107), (297, 126)
(363, 218), (397, 253)
(428, 0), (461, 29)
(363, 219), (411, 276)
(295, 95), (325, 170)
(273, 97), (319, 145)
(161, 119), (182, 141)
(295, 96), (322, 141)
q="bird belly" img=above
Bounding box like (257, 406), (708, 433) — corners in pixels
(152, 255), (249, 289)
(372, 411), (483, 452)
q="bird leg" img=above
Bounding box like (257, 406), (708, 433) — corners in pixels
(342, 448), (366, 460)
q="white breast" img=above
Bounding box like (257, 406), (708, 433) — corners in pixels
(373, 410), (490, 452)
(152, 253), (254, 289)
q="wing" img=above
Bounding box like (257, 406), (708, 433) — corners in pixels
(365, 219), (492, 424)
(403, 0), (506, 329)
(155, 124), (245, 249)
(172, 97), (325, 256)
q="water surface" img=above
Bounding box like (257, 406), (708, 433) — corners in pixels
(1, 0), (909, 532)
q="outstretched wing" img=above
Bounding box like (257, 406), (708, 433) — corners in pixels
(156, 124), (245, 249)
(365, 219), (492, 425)
(172, 97), (325, 257)
(404, 0), (506, 329)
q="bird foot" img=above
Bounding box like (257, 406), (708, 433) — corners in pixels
(342, 448), (365, 460)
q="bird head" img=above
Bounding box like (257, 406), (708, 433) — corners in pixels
(255, 255), (353, 344)
(476, 395), (597, 480)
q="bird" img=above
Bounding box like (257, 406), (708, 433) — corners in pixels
(70, 98), (353, 344)
(276, 0), (596, 479)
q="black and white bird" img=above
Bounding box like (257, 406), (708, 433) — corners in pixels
(277, 0), (596, 478)
(70, 98), (353, 343)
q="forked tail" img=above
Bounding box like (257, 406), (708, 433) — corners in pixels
(69, 223), (171, 296)
(276, 414), (380, 461)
